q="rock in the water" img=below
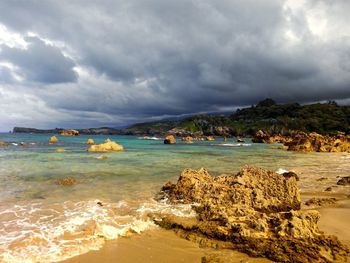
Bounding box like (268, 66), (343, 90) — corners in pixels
(304, 197), (338, 207)
(56, 177), (78, 186)
(87, 140), (124, 152)
(252, 130), (292, 144)
(0, 141), (9, 147)
(59, 129), (79, 136)
(164, 135), (176, 144)
(337, 176), (350, 185)
(49, 136), (58, 143)
(182, 136), (193, 144)
(155, 166), (349, 263)
(206, 136), (215, 141)
(85, 138), (95, 145)
(55, 148), (65, 153)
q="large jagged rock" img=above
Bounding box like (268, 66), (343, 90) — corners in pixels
(87, 139), (124, 152)
(164, 135), (176, 144)
(155, 166), (349, 263)
(49, 136), (58, 143)
(285, 132), (350, 152)
(59, 129), (79, 136)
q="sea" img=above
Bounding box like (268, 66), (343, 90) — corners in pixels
(0, 133), (349, 262)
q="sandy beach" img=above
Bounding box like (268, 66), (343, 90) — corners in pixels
(63, 173), (350, 263)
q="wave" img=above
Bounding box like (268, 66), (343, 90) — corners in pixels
(138, 136), (163, 141)
(211, 143), (252, 147)
(0, 199), (196, 263)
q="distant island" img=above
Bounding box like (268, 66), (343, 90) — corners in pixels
(13, 99), (350, 136)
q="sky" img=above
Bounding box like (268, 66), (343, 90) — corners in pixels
(0, 0), (350, 131)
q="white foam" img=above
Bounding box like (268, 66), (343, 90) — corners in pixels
(212, 143), (252, 147)
(0, 200), (156, 263)
(276, 168), (289, 174)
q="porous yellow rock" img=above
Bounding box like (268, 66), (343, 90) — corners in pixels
(87, 140), (124, 152)
(85, 138), (95, 145)
(49, 136), (58, 143)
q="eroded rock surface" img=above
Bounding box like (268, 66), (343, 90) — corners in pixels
(87, 139), (124, 152)
(285, 132), (350, 153)
(252, 130), (292, 144)
(154, 166), (349, 262)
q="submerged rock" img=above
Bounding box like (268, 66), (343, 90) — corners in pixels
(56, 177), (78, 186)
(87, 140), (124, 152)
(55, 148), (65, 153)
(164, 135), (176, 144)
(59, 129), (79, 136)
(49, 136), (58, 143)
(154, 166), (349, 262)
(85, 138), (95, 145)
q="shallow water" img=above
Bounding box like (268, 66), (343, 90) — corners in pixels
(0, 133), (349, 262)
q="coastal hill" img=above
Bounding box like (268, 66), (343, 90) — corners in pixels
(13, 99), (350, 136)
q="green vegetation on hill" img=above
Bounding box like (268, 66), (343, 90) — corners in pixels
(125, 99), (350, 136)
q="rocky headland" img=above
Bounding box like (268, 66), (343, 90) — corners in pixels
(252, 131), (350, 153)
(153, 166), (349, 262)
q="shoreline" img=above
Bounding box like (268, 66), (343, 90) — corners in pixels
(61, 186), (350, 263)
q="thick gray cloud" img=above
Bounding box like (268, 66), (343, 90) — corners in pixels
(1, 36), (77, 83)
(0, 0), (349, 130)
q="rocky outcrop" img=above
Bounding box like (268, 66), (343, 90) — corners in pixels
(59, 129), (79, 136)
(164, 135), (176, 144)
(252, 130), (292, 144)
(85, 138), (95, 145)
(285, 132), (350, 153)
(49, 136), (58, 143)
(87, 139), (124, 152)
(337, 176), (350, 186)
(154, 166), (349, 263)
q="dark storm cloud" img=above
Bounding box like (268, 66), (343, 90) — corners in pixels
(1, 36), (77, 83)
(0, 0), (350, 130)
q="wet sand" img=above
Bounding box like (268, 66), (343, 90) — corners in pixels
(62, 228), (271, 263)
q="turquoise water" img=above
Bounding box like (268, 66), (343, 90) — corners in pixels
(0, 133), (349, 262)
